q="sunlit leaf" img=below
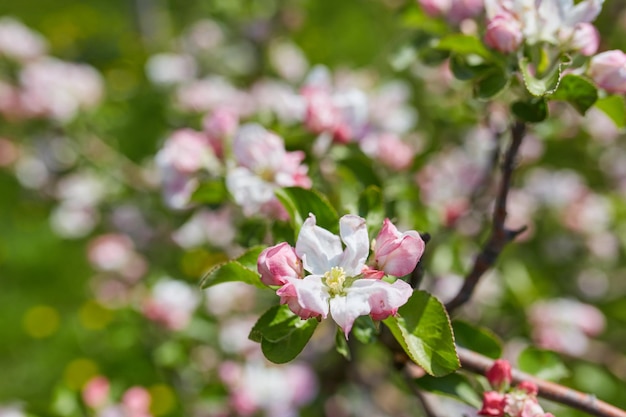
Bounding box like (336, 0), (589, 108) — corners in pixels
(453, 320), (502, 360)
(260, 318), (318, 364)
(275, 187), (339, 236)
(595, 95), (626, 128)
(553, 74), (598, 114)
(383, 291), (459, 376)
(519, 57), (563, 97)
(200, 246), (266, 289)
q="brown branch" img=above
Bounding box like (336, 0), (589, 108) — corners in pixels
(445, 121), (527, 313)
(457, 346), (626, 417)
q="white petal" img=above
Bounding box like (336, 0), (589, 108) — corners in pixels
(566, 0), (604, 24)
(338, 215), (369, 276)
(290, 275), (330, 317)
(295, 214), (342, 274)
(348, 279), (413, 320)
(329, 293), (371, 338)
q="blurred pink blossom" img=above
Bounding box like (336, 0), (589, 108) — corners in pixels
(0, 17), (47, 62)
(226, 123), (311, 218)
(418, 0), (483, 24)
(589, 50), (626, 94)
(219, 360), (317, 417)
(359, 133), (415, 171)
(18, 58), (103, 121)
(83, 376), (110, 409)
(528, 298), (606, 356)
(484, 13), (524, 53)
(143, 279), (201, 330)
(145, 53), (197, 86)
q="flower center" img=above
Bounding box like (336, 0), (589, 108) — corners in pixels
(323, 266), (347, 296)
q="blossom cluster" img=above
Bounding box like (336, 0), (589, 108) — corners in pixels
(0, 18), (103, 122)
(479, 360), (554, 417)
(258, 214), (425, 336)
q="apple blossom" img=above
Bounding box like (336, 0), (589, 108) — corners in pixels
(258, 214), (415, 337)
(372, 218), (425, 277)
(484, 0), (604, 49)
(226, 123), (311, 218)
(589, 50), (626, 94)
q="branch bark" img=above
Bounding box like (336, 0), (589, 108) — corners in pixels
(457, 346), (626, 417)
(445, 121), (527, 313)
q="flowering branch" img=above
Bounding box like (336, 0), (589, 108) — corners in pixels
(445, 121), (527, 313)
(457, 346), (626, 417)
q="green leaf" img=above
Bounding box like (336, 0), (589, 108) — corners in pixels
(335, 329), (351, 360)
(275, 187), (339, 236)
(452, 320), (502, 359)
(512, 98), (548, 123)
(200, 246), (266, 289)
(519, 57), (563, 97)
(449, 54), (493, 81)
(595, 95), (626, 128)
(352, 315), (378, 345)
(474, 68), (510, 100)
(358, 186), (385, 237)
(436, 34), (493, 60)
(414, 373), (482, 408)
(383, 291), (459, 376)
(518, 347), (570, 381)
(401, 7), (448, 34)
(249, 305), (307, 343)
(553, 74), (598, 114)
(190, 179), (228, 204)
(339, 153), (382, 188)
(260, 318), (318, 363)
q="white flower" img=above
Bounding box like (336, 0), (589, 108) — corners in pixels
(271, 214), (413, 337)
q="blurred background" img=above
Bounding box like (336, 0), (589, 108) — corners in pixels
(2, 0), (626, 416)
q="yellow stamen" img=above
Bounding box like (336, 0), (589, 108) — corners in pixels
(323, 266), (347, 296)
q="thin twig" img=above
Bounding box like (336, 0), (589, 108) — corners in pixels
(457, 346), (626, 417)
(445, 121), (527, 313)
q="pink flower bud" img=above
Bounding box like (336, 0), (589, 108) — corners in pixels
(517, 380), (539, 396)
(589, 50), (626, 94)
(484, 13), (523, 53)
(478, 391), (506, 416)
(373, 219), (425, 277)
(569, 23), (599, 56)
(257, 242), (303, 286)
(486, 359), (512, 390)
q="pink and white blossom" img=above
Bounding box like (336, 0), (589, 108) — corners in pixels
(259, 214), (414, 337)
(0, 17), (47, 62)
(226, 123), (311, 218)
(143, 279), (201, 330)
(484, 0), (604, 49)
